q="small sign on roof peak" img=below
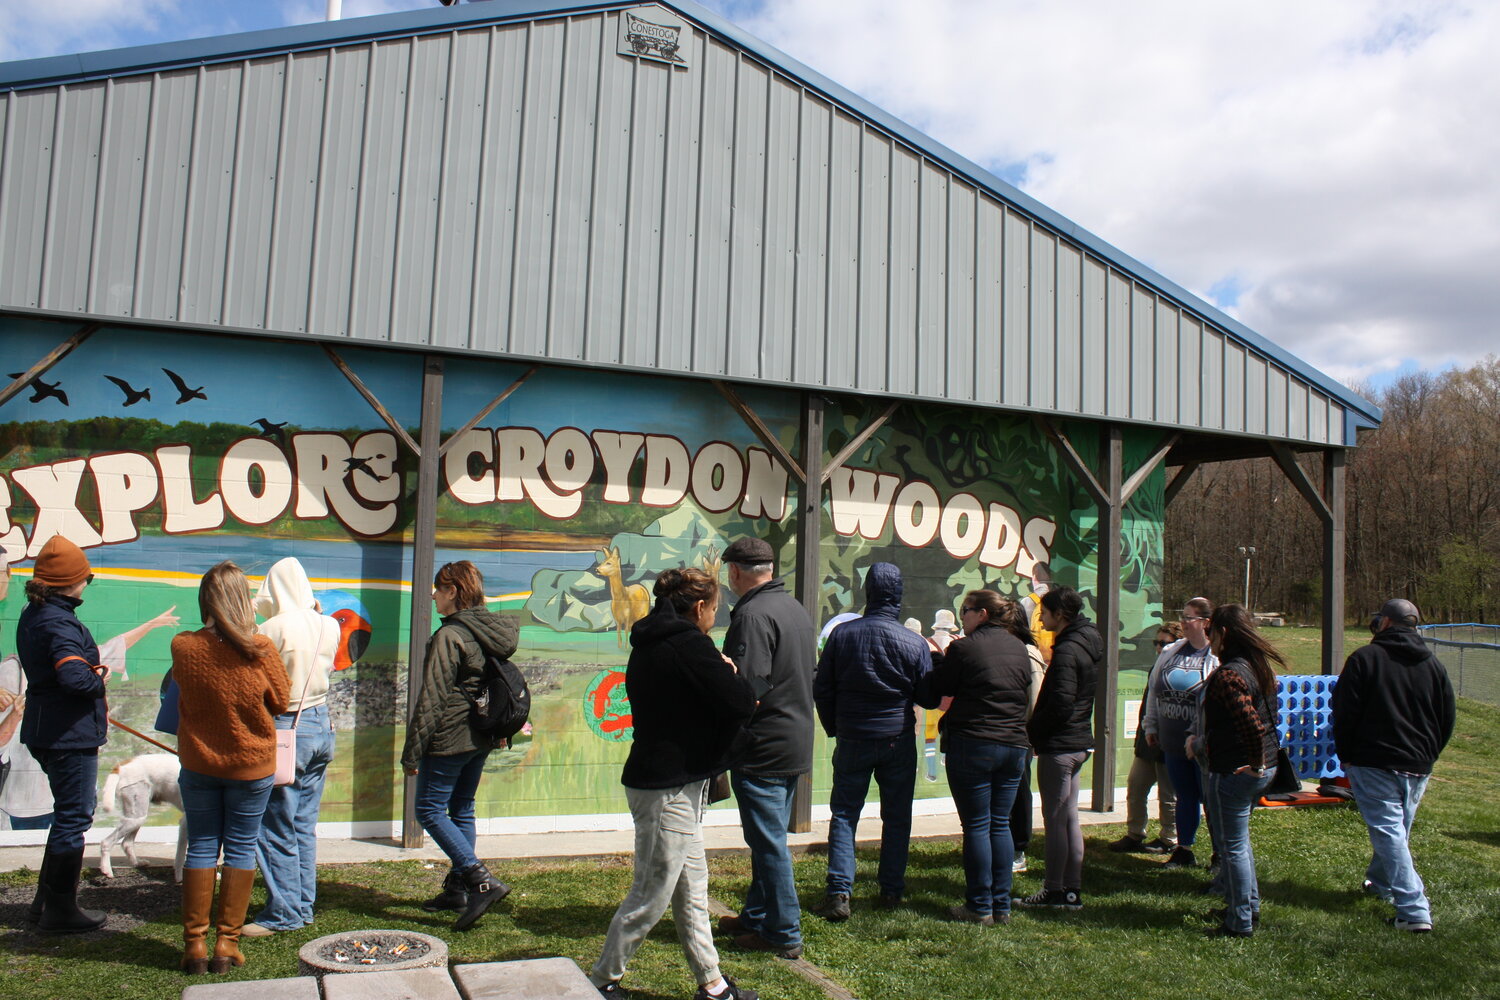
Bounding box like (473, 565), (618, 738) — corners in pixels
(617, 5), (689, 66)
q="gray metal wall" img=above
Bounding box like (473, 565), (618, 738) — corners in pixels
(0, 9), (1347, 446)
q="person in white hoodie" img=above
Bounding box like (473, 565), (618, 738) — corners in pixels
(242, 558), (340, 937)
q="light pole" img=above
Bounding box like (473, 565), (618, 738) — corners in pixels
(1238, 546), (1256, 613)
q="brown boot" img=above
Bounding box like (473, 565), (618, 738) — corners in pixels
(180, 868), (216, 974)
(209, 867), (257, 973)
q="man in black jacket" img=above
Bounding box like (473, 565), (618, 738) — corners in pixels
(812, 562), (937, 921)
(718, 536), (816, 960)
(1332, 598), (1455, 934)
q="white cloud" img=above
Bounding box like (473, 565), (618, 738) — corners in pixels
(710, 0), (1500, 384)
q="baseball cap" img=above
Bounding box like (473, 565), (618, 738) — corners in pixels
(1378, 598), (1421, 626)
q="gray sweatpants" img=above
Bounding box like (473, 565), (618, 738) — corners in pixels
(590, 780), (722, 989)
(1037, 751), (1090, 891)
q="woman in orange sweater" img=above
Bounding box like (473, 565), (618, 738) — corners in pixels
(172, 562), (290, 974)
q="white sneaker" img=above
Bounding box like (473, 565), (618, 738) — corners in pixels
(1387, 917), (1433, 933)
(1012, 856), (1027, 873)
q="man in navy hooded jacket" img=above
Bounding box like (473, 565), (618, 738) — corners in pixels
(813, 562), (938, 920)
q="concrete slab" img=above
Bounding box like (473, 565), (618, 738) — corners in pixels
(453, 959), (599, 1000)
(321, 966), (462, 1000)
(181, 976), (320, 1000)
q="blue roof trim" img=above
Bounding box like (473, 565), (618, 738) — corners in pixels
(0, 0), (1380, 428)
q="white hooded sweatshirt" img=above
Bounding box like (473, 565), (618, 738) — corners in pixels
(254, 557), (340, 713)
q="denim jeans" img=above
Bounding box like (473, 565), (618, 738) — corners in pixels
(1036, 750), (1089, 891)
(946, 736), (1028, 917)
(826, 735), (917, 898)
(1206, 767), (1274, 934)
(730, 771), (802, 949)
(30, 747), (97, 852)
(178, 767), (276, 869)
(1164, 753), (1204, 848)
(1346, 764), (1432, 924)
(415, 747), (492, 870)
(253, 705), (335, 929)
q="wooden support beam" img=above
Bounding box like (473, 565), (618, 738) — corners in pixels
(822, 400), (901, 484)
(1092, 426), (1123, 813)
(790, 392), (825, 835)
(402, 356), (445, 848)
(1270, 443), (1332, 522)
(1164, 462), (1200, 508)
(324, 345), (423, 458)
(1036, 416), (1107, 506)
(1322, 450), (1347, 675)
(437, 364), (539, 457)
(0, 323), (99, 409)
(1120, 431), (1180, 504)
(713, 380), (805, 484)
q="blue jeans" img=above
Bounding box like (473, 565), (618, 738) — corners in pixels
(31, 747), (97, 852)
(178, 767), (276, 869)
(1346, 764), (1432, 924)
(946, 736), (1028, 916)
(1206, 768), (1273, 934)
(415, 747), (491, 870)
(1164, 753), (1204, 848)
(826, 735), (917, 898)
(254, 705), (335, 929)
(730, 771), (802, 949)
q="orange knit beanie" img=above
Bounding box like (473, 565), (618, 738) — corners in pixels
(33, 535), (92, 587)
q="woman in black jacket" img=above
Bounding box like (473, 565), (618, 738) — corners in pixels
(588, 567), (759, 1000)
(931, 591), (1036, 925)
(1020, 586), (1101, 911)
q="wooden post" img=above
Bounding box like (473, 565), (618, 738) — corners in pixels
(401, 355), (444, 848)
(1322, 450), (1346, 675)
(790, 392), (825, 834)
(1092, 426), (1123, 812)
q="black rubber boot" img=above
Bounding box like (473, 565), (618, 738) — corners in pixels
(37, 848), (107, 935)
(453, 861), (510, 931)
(27, 852), (50, 923)
(421, 869), (468, 912)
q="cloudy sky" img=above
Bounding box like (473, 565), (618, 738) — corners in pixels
(3, 0), (1495, 392)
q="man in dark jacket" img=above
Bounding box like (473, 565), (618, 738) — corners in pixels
(719, 536), (816, 960)
(1332, 598), (1455, 934)
(812, 562), (937, 920)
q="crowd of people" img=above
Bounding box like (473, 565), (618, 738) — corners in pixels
(1, 534), (1456, 999)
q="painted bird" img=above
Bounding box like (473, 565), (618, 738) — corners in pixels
(7, 374), (69, 405)
(331, 608), (372, 671)
(162, 367), (207, 404)
(104, 375), (151, 406)
(343, 456), (390, 483)
(252, 418), (288, 444)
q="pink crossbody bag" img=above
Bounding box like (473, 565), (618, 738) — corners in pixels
(272, 619), (321, 787)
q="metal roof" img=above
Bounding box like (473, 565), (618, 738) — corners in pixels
(0, 0), (1380, 447)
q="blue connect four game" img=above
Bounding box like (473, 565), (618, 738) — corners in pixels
(1277, 675), (1343, 781)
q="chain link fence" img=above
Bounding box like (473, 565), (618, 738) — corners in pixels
(1420, 624), (1500, 706)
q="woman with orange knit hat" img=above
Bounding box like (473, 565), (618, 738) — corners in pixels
(14, 534), (112, 934)
(171, 561), (289, 974)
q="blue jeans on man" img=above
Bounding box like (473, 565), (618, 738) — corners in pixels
(730, 771), (802, 950)
(1346, 764), (1433, 925)
(1206, 767), (1274, 934)
(826, 735), (917, 899)
(178, 767), (276, 869)
(415, 747), (492, 870)
(945, 735), (1027, 917)
(253, 705), (335, 930)
(30, 747), (98, 852)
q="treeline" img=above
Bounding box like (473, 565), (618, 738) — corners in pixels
(1164, 356), (1500, 625)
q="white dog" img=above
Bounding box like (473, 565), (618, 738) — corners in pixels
(98, 753), (186, 883)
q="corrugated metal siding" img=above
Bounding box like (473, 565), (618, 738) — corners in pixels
(0, 8), (1350, 446)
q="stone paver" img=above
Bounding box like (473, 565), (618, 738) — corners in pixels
(321, 966), (462, 1000)
(181, 976), (320, 1000)
(453, 958), (599, 1000)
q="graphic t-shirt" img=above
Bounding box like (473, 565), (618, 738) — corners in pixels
(1152, 642), (1216, 755)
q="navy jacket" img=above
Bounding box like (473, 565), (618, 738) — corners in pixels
(1333, 626), (1455, 775)
(814, 563), (938, 740)
(17, 594), (108, 750)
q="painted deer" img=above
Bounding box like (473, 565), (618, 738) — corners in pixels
(597, 546), (650, 647)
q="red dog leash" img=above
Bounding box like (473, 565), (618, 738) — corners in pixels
(107, 717), (178, 756)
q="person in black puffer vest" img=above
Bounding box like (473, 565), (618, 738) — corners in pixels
(1019, 586), (1100, 912)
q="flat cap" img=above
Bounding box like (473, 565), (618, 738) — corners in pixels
(722, 537), (774, 565)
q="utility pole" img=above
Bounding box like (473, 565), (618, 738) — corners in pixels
(1238, 546), (1256, 612)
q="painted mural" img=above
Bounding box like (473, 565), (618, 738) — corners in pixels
(0, 318), (1164, 833)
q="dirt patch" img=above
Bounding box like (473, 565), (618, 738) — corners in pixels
(0, 866), (179, 939)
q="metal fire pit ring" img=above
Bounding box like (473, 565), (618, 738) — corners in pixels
(297, 929), (448, 980)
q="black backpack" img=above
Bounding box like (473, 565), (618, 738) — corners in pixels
(449, 623), (531, 739)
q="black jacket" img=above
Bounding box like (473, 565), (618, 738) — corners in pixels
(723, 579), (816, 776)
(1332, 626), (1455, 775)
(814, 563), (939, 740)
(17, 594), (107, 750)
(1027, 615), (1101, 754)
(929, 622), (1031, 750)
(621, 600), (757, 790)
(401, 605), (519, 769)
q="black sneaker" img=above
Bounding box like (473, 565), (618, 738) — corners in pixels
(1142, 837), (1175, 854)
(1386, 916), (1433, 933)
(815, 892), (851, 922)
(1016, 888), (1082, 910)
(597, 982), (630, 998)
(1163, 847), (1197, 869)
(1109, 835), (1147, 853)
(693, 975), (759, 1000)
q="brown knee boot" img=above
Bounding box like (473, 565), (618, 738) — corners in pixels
(181, 868), (216, 974)
(209, 867), (257, 973)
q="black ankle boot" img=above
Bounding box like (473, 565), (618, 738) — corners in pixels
(37, 848), (107, 935)
(27, 852), (51, 923)
(421, 869), (468, 912)
(453, 861), (510, 931)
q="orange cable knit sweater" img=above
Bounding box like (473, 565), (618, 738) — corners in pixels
(171, 630), (291, 780)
